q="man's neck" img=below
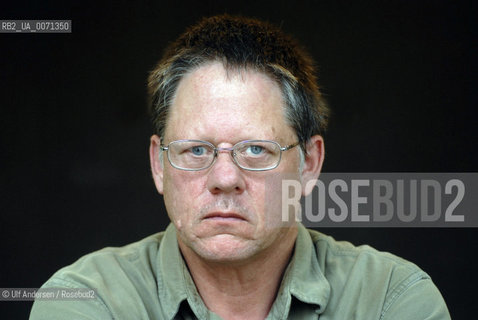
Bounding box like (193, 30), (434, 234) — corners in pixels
(178, 227), (298, 320)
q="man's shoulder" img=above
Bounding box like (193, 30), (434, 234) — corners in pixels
(30, 232), (168, 319)
(37, 232), (164, 295)
(61, 232), (164, 274)
(304, 228), (450, 319)
(307, 228), (423, 275)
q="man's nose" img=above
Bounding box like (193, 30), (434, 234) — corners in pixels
(206, 150), (245, 194)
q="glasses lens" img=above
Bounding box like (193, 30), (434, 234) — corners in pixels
(234, 141), (281, 170)
(168, 140), (215, 170)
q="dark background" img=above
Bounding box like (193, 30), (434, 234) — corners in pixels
(1, 0), (476, 318)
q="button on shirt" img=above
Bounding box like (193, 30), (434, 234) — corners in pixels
(30, 224), (450, 319)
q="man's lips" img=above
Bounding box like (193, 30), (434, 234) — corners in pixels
(203, 212), (247, 221)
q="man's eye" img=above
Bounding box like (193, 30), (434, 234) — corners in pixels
(247, 145), (265, 155)
(190, 146), (206, 156)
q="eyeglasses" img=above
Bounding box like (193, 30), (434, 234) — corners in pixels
(160, 139), (299, 171)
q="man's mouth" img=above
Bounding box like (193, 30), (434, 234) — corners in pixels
(203, 212), (247, 221)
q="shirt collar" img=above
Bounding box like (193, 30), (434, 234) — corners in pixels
(282, 223), (330, 313)
(156, 224), (206, 319)
(156, 223), (331, 319)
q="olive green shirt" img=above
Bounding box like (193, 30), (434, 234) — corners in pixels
(30, 224), (450, 319)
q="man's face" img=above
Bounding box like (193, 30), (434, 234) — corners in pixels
(152, 62), (304, 263)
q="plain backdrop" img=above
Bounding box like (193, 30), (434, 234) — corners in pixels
(1, 0), (476, 318)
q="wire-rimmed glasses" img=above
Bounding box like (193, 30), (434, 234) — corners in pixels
(160, 139), (299, 171)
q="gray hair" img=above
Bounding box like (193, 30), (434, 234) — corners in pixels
(148, 14), (329, 154)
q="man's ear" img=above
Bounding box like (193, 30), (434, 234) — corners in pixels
(301, 135), (325, 196)
(149, 135), (164, 194)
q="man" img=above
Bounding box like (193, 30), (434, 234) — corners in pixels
(30, 15), (450, 319)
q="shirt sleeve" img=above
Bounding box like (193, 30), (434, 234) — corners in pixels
(380, 277), (451, 320)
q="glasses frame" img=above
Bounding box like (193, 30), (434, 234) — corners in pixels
(160, 139), (299, 171)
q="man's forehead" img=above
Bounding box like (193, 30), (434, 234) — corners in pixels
(163, 62), (295, 143)
(171, 62), (283, 112)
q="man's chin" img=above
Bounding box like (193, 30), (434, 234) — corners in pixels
(188, 234), (260, 264)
